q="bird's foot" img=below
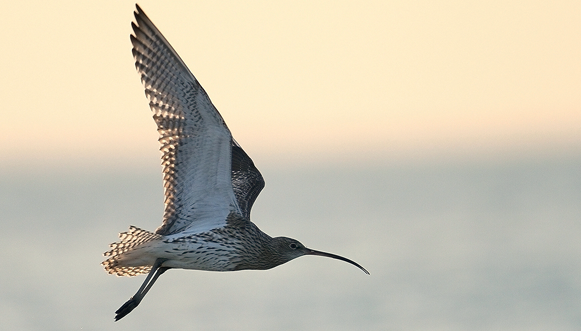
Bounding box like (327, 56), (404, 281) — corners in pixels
(114, 296), (141, 321)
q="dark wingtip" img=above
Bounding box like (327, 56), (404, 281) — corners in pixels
(135, 3), (144, 16)
(133, 4), (151, 29)
(131, 21), (139, 33)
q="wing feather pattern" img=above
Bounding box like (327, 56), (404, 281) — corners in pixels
(231, 140), (265, 220)
(132, 5), (234, 235)
(131, 5), (264, 235)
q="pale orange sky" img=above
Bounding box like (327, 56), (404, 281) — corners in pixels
(0, 1), (580, 170)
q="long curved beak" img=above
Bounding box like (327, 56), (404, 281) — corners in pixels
(306, 249), (369, 275)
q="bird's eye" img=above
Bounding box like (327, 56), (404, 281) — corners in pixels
(289, 243), (299, 249)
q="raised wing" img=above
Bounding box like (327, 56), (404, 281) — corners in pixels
(131, 5), (239, 235)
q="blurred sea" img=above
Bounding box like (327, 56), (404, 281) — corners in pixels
(1, 154), (580, 330)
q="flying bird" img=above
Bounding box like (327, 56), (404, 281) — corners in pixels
(102, 4), (369, 321)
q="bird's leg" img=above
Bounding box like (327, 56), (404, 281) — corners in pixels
(114, 258), (169, 321)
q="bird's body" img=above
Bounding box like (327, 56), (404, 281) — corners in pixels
(103, 4), (368, 321)
(105, 215), (294, 274)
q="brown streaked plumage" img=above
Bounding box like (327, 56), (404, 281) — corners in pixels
(102, 4), (369, 322)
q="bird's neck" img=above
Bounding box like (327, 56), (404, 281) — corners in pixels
(232, 225), (287, 271)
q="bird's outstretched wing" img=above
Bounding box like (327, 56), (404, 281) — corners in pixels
(131, 5), (241, 235)
(131, 5), (265, 234)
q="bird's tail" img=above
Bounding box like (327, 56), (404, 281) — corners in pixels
(102, 226), (162, 277)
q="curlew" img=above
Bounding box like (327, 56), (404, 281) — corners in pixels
(102, 4), (369, 321)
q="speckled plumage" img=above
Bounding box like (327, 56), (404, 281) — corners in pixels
(103, 4), (368, 322)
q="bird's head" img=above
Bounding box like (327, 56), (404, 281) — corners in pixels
(271, 237), (369, 275)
